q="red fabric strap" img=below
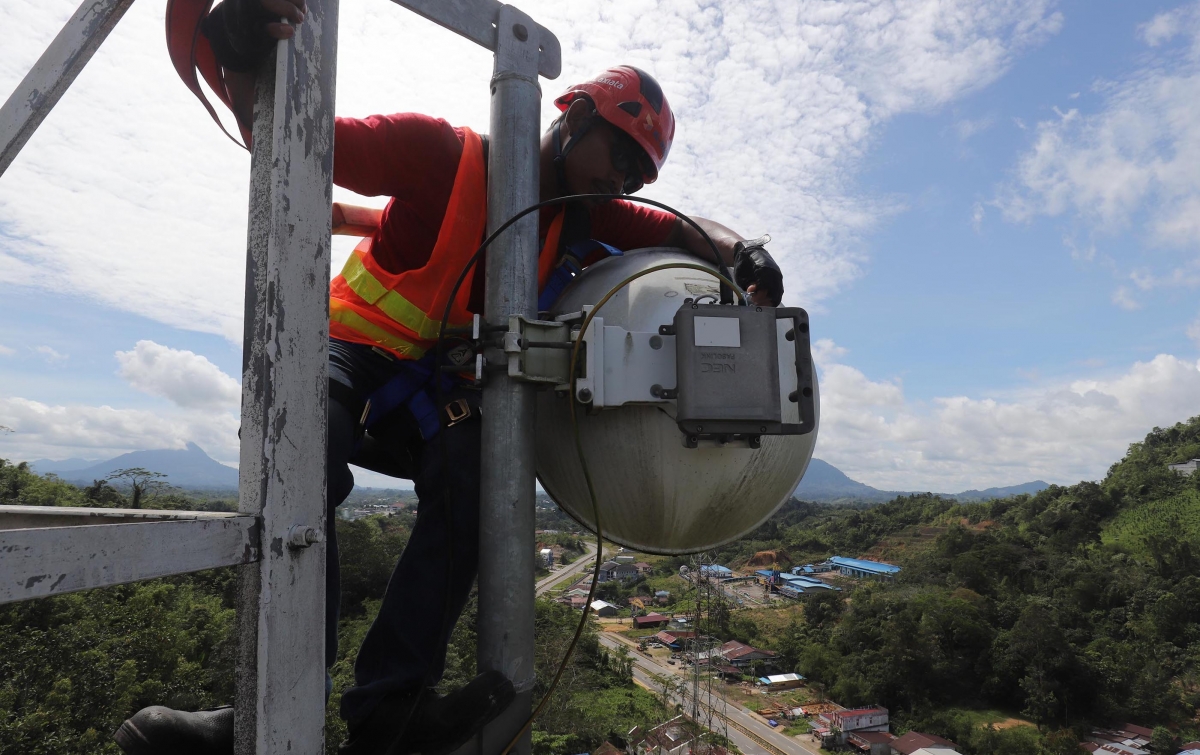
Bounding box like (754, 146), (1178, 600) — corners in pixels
(165, 0), (250, 148)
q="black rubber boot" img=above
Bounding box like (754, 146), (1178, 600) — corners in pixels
(340, 670), (516, 755)
(114, 705), (234, 755)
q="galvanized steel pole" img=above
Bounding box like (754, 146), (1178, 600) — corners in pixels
(476, 6), (544, 754)
(235, 1), (339, 752)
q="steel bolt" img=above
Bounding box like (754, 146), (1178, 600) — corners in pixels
(577, 387), (593, 403)
(512, 23), (528, 40)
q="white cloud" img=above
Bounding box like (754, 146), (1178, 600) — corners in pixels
(0, 0), (1064, 341)
(1111, 286), (1140, 311)
(814, 342), (1200, 490)
(998, 2), (1200, 287)
(1187, 314), (1200, 349)
(956, 116), (995, 140)
(0, 396), (239, 465)
(0, 344), (14, 356)
(34, 345), (68, 363)
(115, 340), (240, 411)
(971, 201), (985, 232)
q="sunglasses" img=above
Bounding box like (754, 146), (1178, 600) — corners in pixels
(608, 128), (651, 194)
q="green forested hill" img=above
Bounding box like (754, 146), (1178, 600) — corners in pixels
(0, 459), (662, 755)
(698, 415), (1200, 754)
(1102, 489), (1200, 555)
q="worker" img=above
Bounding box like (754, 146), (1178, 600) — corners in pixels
(115, 1), (786, 754)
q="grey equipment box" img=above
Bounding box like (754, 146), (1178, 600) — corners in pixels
(672, 303), (816, 447)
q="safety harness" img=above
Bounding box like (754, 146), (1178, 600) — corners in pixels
(356, 236), (622, 446)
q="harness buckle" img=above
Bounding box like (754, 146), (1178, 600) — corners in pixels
(444, 398), (472, 427)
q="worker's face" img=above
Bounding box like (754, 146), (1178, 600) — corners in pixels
(560, 101), (650, 198)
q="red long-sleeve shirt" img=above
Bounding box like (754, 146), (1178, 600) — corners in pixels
(332, 113), (677, 279)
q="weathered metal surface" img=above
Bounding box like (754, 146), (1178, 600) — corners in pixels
(475, 6), (544, 755)
(0, 515), (259, 605)
(535, 251), (820, 554)
(0, 504), (246, 529)
(389, 0), (560, 79)
(233, 1), (338, 752)
(0, 0), (134, 176)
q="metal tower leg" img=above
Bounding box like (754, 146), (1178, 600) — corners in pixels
(0, 0), (134, 177)
(476, 6), (545, 754)
(234, 1), (340, 752)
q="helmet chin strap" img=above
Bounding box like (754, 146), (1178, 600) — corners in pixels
(552, 112), (597, 197)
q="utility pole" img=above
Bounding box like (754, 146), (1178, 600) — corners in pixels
(476, 6), (545, 753)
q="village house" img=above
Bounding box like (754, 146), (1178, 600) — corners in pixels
(889, 731), (961, 755)
(652, 630), (696, 650)
(590, 599), (619, 617)
(598, 560), (640, 583)
(715, 639), (776, 669)
(632, 612), (670, 629)
(1082, 724), (1154, 755)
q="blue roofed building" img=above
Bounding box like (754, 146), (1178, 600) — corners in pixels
(830, 556), (901, 579)
(700, 564), (733, 578)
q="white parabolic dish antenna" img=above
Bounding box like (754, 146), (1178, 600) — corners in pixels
(535, 249), (820, 554)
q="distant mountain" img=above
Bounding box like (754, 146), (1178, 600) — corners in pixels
(28, 457), (94, 475)
(34, 443), (238, 490)
(795, 458), (1049, 503)
(794, 458), (897, 502)
(953, 481), (1051, 501)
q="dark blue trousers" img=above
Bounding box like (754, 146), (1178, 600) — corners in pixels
(324, 338), (481, 723)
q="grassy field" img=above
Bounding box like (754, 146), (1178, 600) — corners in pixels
(1101, 490), (1200, 555)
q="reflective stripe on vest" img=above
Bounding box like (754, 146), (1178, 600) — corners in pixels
(329, 127), (566, 360)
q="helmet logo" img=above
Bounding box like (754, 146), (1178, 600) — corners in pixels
(643, 113), (654, 131)
(597, 77), (625, 89)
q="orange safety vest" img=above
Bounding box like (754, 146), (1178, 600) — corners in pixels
(330, 127), (566, 360)
(163, 3), (571, 361)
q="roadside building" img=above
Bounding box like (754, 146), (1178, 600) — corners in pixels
(634, 562), (654, 574)
(1084, 724), (1153, 755)
(653, 630), (696, 650)
(757, 672), (805, 691)
(615, 554), (636, 565)
(592, 741), (623, 755)
(716, 640), (777, 669)
(1179, 742), (1200, 755)
(633, 612), (670, 629)
(654, 589), (670, 604)
(829, 706), (889, 734)
(830, 555), (901, 580)
(699, 564), (733, 579)
(890, 732), (961, 755)
(598, 560), (639, 583)
(848, 731), (897, 755)
(590, 599), (619, 617)
(539, 548), (553, 566)
(712, 664), (744, 681)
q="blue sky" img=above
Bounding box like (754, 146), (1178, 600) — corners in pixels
(832, 0), (1197, 400)
(2, 0), (1199, 491)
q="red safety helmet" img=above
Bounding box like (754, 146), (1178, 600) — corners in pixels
(555, 65), (675, 184)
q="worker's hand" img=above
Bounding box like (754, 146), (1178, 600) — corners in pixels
(261, 0), (307, 40)
(733, 235), (784, 307)
(202, 0), (307, 72)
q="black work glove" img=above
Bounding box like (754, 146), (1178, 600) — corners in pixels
(733, 234), (784, 307)
(201, 0), (280, 72)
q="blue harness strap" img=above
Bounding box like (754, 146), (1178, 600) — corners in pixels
(538, 239), (623, 312)
(363, 354), (447, 441)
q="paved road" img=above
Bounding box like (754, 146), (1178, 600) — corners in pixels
(534, 540), (600, 596)
(597, 633), (821, 755)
